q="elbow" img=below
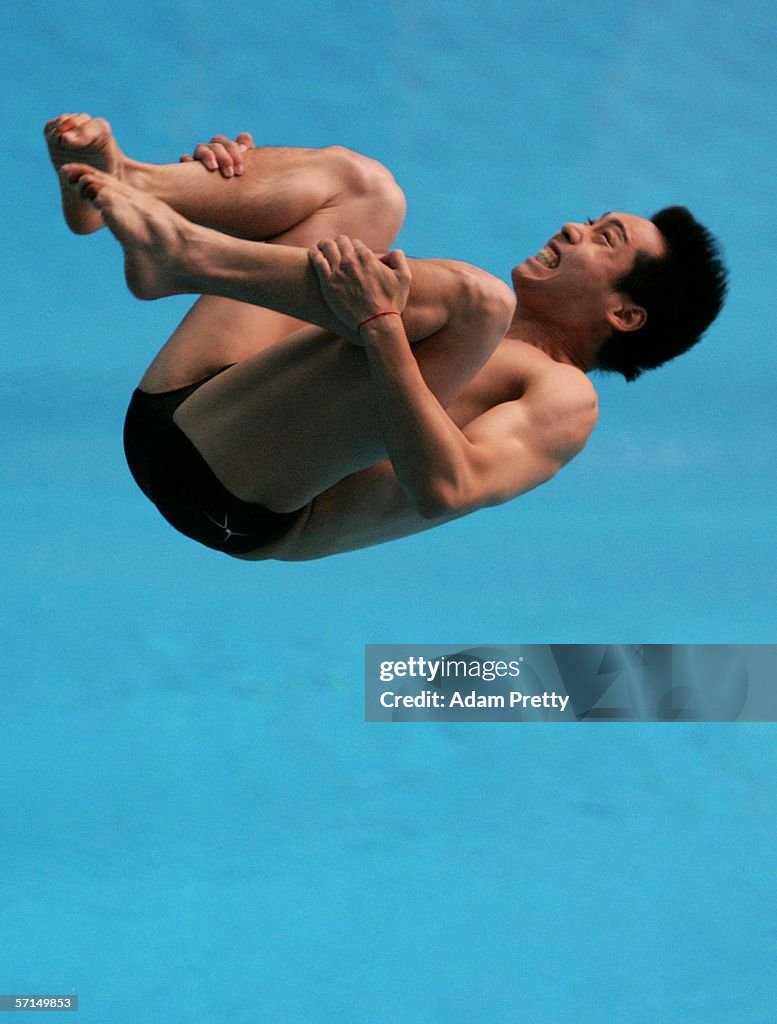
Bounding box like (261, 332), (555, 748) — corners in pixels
(414, 482), (472, 520)
(416, 496), (450, 520)
(412, 457), (491, 520)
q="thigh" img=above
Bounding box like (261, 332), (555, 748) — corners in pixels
(172, 322), (377, 512)
(138, 295), (307, 392)
(172, 293), (504, 515)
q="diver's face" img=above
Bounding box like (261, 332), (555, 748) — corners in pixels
(512, 212), (666, 332)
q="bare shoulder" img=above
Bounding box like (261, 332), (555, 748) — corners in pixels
(458, 360), (597, 508)
(521, 360), (599, 461)
(465, 354), (597, 463)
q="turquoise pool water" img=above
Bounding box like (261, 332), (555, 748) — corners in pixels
(4, 2), (776, 1020)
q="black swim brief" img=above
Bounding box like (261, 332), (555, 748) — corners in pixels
(123, 367), (303, 555)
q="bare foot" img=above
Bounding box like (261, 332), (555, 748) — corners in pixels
(60, 164), (201, 299)
(45, 113), (125, 234)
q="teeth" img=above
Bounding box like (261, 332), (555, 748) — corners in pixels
(535, 246), (559, 269)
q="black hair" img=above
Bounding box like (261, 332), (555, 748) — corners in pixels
(595, 206), (728, 382)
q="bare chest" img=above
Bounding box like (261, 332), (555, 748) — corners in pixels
(446, 342), (530, 426)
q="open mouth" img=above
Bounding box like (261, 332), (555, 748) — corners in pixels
(534, 242), (561, 269)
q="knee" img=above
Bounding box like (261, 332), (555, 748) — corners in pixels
(321, 146), (407, 227)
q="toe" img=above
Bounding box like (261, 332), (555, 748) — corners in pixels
(58, 116), (111, 151)
(55, 114), (80, 134)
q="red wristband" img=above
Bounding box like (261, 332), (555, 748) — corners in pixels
(357, 310), (402, 332)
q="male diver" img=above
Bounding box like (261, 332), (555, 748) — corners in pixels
(46, 114), (727, 561)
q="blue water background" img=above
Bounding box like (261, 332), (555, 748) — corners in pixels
(3, 1), (776, 1020)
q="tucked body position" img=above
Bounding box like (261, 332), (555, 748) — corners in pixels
(45, 114), (727, 561)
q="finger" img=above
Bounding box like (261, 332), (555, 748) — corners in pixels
(192, 142), (235, 175)
(383, 249), (411, 278)
(61, 166), (101, 201)
(316, 238), (342, 266)
(58, 165), (78, 184)
(226, 140), (246, 175)
(308, 246), (332, 281)
(78, 175), (103, 202)
(209, 142), (240, 178)
(193, 143), (219, 172)
(235, 131), (254, 152)
(59, 163), (92, 184)
(208, 135), (246, 175)
(352, 239), (380, 265)
(179, 154), (194, 163)
(334, 235), (357, 264)
(209, 142), (238, 176)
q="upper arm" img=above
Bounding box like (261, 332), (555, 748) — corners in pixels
(443, 377), (599, 514)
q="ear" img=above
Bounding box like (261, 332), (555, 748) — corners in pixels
(606, 296), (647, 333)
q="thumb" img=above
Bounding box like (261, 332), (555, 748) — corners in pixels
(383, 248), (412, 281)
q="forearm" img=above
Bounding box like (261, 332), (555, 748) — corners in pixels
(361, 316), (476, 517)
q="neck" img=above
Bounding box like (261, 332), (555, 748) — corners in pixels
(505, 305), (600, 374)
